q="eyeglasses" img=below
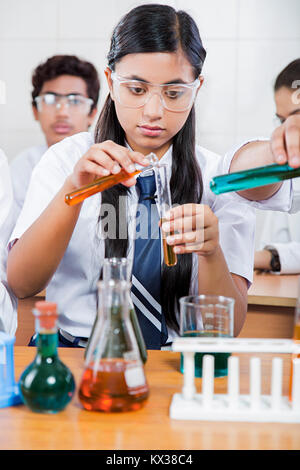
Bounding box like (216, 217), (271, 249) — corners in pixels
(110, 72), (200, 112)
(34, 93), (93, 113)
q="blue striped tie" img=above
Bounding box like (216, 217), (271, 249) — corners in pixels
(131, 172), (168, 350)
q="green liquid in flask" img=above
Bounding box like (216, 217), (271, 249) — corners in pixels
(19, 302), (75, 413)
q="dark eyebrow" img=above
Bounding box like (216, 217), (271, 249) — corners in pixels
(276, 109), (300, 121)
(124, 75), (188, 85)
(289, 108), (300, 116)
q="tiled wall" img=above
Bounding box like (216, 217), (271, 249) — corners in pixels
(0, 0), (299, 162)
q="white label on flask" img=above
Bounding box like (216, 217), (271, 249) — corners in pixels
(124, 365), (146, 388)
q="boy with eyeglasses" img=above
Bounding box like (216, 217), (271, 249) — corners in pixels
(10, 54), (100, 217)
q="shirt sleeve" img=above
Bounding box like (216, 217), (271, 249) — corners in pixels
(215, 196), (256, 286)
(290, 180), (300, 214)
(9, 133), (92, 244)
(9, 150), (67, 243)
(221, 138), (293, 212)
(194, 145), (257, 289)
(265, 241), (300, 274)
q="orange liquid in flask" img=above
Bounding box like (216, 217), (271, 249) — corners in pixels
(79, 358), (149, 412)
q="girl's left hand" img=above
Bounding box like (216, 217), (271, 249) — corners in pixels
(161, 203), (219, 256)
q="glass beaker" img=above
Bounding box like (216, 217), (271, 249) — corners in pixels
(19, 301), (75, 413)
(179, 294), (234, 378)
(289, 277), (300, 401)
(85, 258), (147, 363)
(78, 280), (149, 412)
(154, 163), (177, 267)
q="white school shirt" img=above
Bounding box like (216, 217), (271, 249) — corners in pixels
(0, 150), (18, 334)
(257, 176), (300, 274)
(9, 132), (294, 339)
(10, 144), (48, 217)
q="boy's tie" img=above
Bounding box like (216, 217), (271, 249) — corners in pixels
(131, 172), (168, 349)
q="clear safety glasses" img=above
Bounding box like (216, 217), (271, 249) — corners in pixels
(111, 72), (200, 112)
(34, 93), (94, 114)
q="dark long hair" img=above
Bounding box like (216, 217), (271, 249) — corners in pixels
(274, 58), (300, 91)
(94, 4), (206, 332)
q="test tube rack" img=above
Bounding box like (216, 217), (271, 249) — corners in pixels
(169, 337), (300, 423)
(0, 332), (22, 407)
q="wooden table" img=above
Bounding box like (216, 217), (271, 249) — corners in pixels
(0, 348), (299, 450)
(240, 273), (299, 339)
(16, 274), (299, 346)
(248, 272), (299, 307)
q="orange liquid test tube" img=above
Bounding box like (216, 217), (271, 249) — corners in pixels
(65, 152), (159, 206)
(65, 168), (141, 206)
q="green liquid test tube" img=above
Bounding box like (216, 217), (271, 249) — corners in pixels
(210, 162), (300, 195)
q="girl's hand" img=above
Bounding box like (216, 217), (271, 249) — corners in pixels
(161, 203), (219, 256)
(271, 114), (300, 168)
(70, 140), (150, 189)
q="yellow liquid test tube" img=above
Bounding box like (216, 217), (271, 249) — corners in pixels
(161, 218), (177, 267)
(155, 164), (177, 267)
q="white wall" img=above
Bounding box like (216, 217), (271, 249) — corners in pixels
(1, 0), (299, 245)
(0, 0), (299, 160)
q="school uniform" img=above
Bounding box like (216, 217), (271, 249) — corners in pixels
(9, 132), (296, 345)
(0, 150), (18, 334)
(257, 177), (300, 274)
(10, 144), (48, 218)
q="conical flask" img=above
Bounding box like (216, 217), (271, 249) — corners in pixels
(85, 258), (147, 363)
(79, 280), (149, 412)
(19, 301), (75, 413)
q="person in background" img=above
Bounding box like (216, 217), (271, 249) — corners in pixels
(254, 59), (300, 274)
(10, 54), (100, 218)
(0, 149), (17, 334)
(6, 5), (300, 349)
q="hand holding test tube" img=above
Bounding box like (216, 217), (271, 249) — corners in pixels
(65, 152), (159, 206)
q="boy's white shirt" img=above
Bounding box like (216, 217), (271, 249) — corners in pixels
(9, 132), (295, 339)
(10, 144), (48, 219)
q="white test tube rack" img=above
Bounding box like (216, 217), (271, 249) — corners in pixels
(169, 337), (300, 423)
